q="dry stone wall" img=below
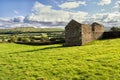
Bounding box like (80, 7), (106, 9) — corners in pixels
(102, 31), (120, 39)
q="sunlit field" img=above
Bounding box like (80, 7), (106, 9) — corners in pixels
(0, 38), (120, 80)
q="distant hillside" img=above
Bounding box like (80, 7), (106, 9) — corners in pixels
(0, 26), (114, 34)
(0, 27), (64, 33)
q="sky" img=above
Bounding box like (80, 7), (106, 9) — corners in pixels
(0, 0), (120, 28)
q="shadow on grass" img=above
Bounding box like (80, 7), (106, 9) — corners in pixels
(40, 46), (64, 50)
(15, 41), (65, 46)
(9, 45), (66, 54)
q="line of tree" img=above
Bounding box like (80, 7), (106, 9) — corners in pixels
(2, 33), (65, 45)
(111, 26), (120, 31)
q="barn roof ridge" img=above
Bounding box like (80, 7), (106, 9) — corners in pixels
(69, 19), (102, 26)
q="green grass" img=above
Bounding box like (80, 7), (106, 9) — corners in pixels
(0, 38), (120, 80)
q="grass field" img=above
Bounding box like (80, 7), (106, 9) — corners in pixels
(0, 38), (120, 80)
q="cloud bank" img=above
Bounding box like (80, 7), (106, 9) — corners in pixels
(0, 1), (120, 29)
(25, 1), (88, 22)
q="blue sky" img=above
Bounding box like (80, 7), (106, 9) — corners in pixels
(0, 0), (120, 28)
(0, 0), (119, 18)
(0, 0), (35, 17)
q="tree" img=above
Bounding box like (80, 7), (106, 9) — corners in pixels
(111, 27), (120, 31)
(40, 33), (49, 42)
(10, 36), (18, 42)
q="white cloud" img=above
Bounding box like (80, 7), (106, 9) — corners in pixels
(32, 1), (52, 12)
(0, 17), (42, 29)
(114, 1), (120, 10)
(12, 16), (24, 22)
(26, 1), (88, 22)
(89, 12), (120, 27)
(0, 23), (3, 26)
(103, 12), (120, 23)
(49, 0), (59, 5)
(98, 0), (111, 6)
(101, 9), (105, 12)
(14, 10), (19, 14)
(0, 18), (11, 21)
(59, 1), (86, 9)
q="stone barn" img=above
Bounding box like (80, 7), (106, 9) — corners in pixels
(65, 19), (104, 46)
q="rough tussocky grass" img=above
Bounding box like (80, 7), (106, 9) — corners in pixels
(0, 38), (120, 80)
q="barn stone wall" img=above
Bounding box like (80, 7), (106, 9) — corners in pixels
(91, 23), (104, 40)
(65, 20), (104, 46)
(65, 20), (82, 46)
(81, 24), (93, 45)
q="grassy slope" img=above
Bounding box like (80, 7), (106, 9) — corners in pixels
(0, 38), (120, 80)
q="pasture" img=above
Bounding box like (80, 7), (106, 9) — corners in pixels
(0, 38), (120, 80)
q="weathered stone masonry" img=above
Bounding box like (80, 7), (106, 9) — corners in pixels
(65, 19), (104, 46)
